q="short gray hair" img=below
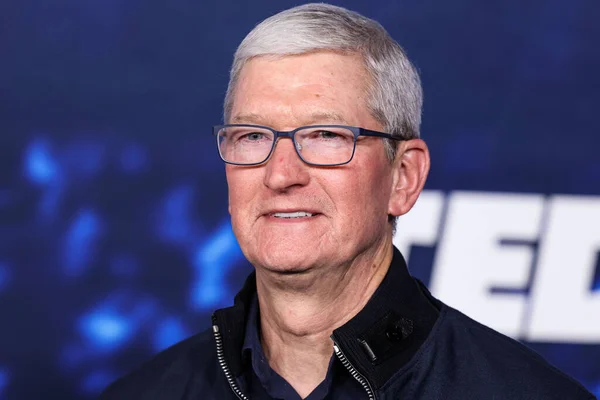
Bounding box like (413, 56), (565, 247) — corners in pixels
(223, 3), (423, 161)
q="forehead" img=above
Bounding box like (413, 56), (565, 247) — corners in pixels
(230, 52), (372, 127)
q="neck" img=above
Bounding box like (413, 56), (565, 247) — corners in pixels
(255, 239), (393, 398)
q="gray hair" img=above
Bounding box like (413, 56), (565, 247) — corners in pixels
(223, 3), (423, 161)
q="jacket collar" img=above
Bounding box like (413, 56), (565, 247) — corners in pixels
(211, 247), (440, 390)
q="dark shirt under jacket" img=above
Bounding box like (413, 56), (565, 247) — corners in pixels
(242, 293), (364, 399)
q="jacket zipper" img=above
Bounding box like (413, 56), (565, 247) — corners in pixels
(333, 342), (376, 400)
(212, 324), (249, 400)
(213, 319), (376, 400)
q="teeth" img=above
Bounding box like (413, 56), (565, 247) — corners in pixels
(273, 211), (314, 218)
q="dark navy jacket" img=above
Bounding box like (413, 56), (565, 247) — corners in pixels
(100, 248), (595, 399)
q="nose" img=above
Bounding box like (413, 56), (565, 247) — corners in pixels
(263, 138), (310, 191)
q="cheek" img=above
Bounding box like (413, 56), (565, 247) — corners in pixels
(226, 169), (258, 215)
(326, 169), (388, 225)
(341, 164), (392, 224)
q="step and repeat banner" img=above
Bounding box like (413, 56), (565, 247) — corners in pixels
(1, 0), (599, 398)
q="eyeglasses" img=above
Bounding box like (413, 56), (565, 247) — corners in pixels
(213, 124), (403, 166)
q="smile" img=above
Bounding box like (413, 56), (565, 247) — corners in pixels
(271, 211), (315, 219)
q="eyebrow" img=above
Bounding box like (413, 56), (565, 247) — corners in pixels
(230, 111), (348, 126)
(230, 113), (264, 124)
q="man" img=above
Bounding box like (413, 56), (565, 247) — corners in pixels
(101, 3), (595, 399)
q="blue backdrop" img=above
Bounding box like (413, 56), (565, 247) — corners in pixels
(1, 0), (599, 398)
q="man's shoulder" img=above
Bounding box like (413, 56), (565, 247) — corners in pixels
(99, 328), (216, 399)
(428, 305), (595, 399)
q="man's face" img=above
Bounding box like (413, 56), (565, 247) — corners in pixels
(226, 51), (396, 273)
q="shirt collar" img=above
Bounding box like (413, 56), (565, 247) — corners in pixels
(242, 293), (338, 399)
(241, 293), (271, 381)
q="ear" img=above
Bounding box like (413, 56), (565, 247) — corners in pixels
(226, 165), (233, 215)
(228, 190), (232, 215)
(388, 139), (430, 217)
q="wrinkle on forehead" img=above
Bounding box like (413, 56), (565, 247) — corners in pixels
(231, 111), (348, 127)
(229, 52), (373, 129)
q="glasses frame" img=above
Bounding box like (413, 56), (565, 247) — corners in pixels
(213, 124), (404, 167)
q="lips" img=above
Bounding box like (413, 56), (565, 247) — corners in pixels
(263, 208), (322, 219)
(272, 211), (314, 219)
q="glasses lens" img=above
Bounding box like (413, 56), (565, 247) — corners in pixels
(295, 127), (355, 165)
(217, 126), (274, 164)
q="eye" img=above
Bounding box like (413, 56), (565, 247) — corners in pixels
(241, 132), (265, 141)
(230, 130), (268, 143)
(306, 128), (353, 143)
(318, 130), (341, 139)
(297, 128), (354, 146)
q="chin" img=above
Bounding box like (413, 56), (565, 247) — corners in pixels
(264, 264), (312, 276)
(251, 245), (321, 274)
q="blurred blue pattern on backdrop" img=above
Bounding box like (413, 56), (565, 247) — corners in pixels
(0, 0), (599, 398)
